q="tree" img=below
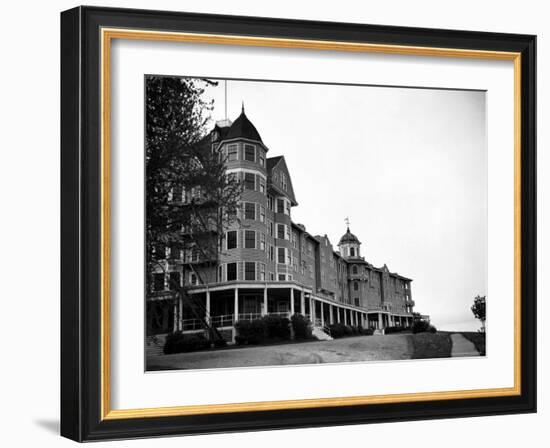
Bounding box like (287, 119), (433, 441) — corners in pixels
(471, 295), (486, 333)
(145, 76), (241, 336)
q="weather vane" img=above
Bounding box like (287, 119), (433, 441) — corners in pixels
(344, 217), (350, 228)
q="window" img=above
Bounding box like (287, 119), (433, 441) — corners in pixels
(277, 224), (286, 240)
(352, 266), (358, 275)
(260, 233), (266, 251)
(269, 221), (274, 237)
(169, 272), (180, 288)
(153, 273), (165, 291)
(269, 245), (274, 261)
(286, 251), (292, 266)
(218, 265), (223, 282)
(244, 144), (255, 162)
(259, 205), (265, 223)
(281, 173), (287, 190)
(276, 198), (285, 214)
(259, 178), (266, 193)
(270, 272), (275, 281)
(285, 200), (291, 216)
(350, 247), (355, 257)
(292, 232), (298, 248)
(259, 263), (266, 281)
(227, 263), (237, 281)
(227, 230), (237, 249)
(245, 262), (256, 280)
(354, 298), (360, 306)
(227, 144), (238, 161)
(189, 273), (198, 285)
(244, 202), (256, 220)
(244, 172), (255, 190)
(354, 282), (359, 291)
(278, 247), (286, 264)
(259, 153), (265, 167)
(285, 226), (291, 241)
(245, 230), (256, 249)
(268, 195), (274, 211)
(278, 274), (286, 281)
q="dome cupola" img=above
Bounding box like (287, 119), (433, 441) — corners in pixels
(338, 225), (362, 259)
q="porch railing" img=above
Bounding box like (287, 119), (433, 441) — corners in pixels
(210, 314), (235, 328)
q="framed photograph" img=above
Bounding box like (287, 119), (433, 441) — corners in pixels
(60, 6), (536, 442)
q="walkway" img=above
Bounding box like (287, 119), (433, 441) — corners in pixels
(450, 333), (480, 357)
(147, 334), (413, 371)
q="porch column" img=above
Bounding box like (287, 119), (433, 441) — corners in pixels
(320, 302), (325, 326)
(173, 300), (178, 332)
(178, 296), (183, 331)
(378, 313), (383, 329)
(290, 288), (295, 316)
(300, 289), (305, 315)
(329, 305), (334, 324)
(344, 309), (348, 325)
(234, 288), (239, 322)
(336, 307), (340, 323)
(262, 286), (268, 316)
(205, 290), (211, 324)
(311, 298), (315, 323)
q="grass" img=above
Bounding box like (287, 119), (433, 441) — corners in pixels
(410, 332), (452, 359)
(460, 332), (486, 356)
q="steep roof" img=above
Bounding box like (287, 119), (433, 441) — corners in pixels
(225, 107), (263, 142)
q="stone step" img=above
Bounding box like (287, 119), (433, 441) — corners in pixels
(312, 326), (333, 341)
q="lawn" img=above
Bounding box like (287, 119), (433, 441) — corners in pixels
(460, 332), (486, 356)
(410, 332), (452, 359)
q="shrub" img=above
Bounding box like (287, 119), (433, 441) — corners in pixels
(263, 314), (291, 340)
(235, 319), (266, 345)
(327, 323), (343, 338)
(163, 331), (210, 354)
(412, 320), (437, 334)
(291, 314), (313, 340)
(363, 327), (374, 336)
(212, 338), (227, 348)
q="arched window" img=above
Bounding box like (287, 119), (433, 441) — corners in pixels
(352, 266), (358, 275)
(350, 247), (355, 257)
(354, 282), (359, 291)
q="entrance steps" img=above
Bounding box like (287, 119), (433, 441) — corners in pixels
(312, 326), (333, 341)
(146, 334), (167, 356)
(373, 329), (384, 335)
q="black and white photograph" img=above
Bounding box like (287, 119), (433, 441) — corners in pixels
(145, 75), (488, 371)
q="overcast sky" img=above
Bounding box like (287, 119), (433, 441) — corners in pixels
(201, 78), (487, 331)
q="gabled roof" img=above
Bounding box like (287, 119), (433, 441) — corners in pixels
(266, 156), (297, 205)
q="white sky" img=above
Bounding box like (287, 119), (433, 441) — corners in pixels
(202, 78), (487, 331)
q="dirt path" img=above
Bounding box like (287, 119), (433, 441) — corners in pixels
(147, 334), (413, 371)
(450, 333), (480, 357)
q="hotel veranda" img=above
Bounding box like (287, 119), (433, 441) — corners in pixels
(147, 107), (421, 343)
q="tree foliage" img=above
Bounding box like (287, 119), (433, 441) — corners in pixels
(471, 295), (486, 331)
(145, 75), (242, 288)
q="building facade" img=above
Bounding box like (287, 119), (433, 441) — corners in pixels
(147, 108), (418, 340)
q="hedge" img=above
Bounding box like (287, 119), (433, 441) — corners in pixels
(163, 331), (210, 354)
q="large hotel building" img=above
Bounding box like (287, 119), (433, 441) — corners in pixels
(147, 107), (419, 341)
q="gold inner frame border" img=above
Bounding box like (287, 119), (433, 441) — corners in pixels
(99, 27), (522, 421)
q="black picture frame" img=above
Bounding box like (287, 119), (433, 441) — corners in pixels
(61, 5), (536, 442)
